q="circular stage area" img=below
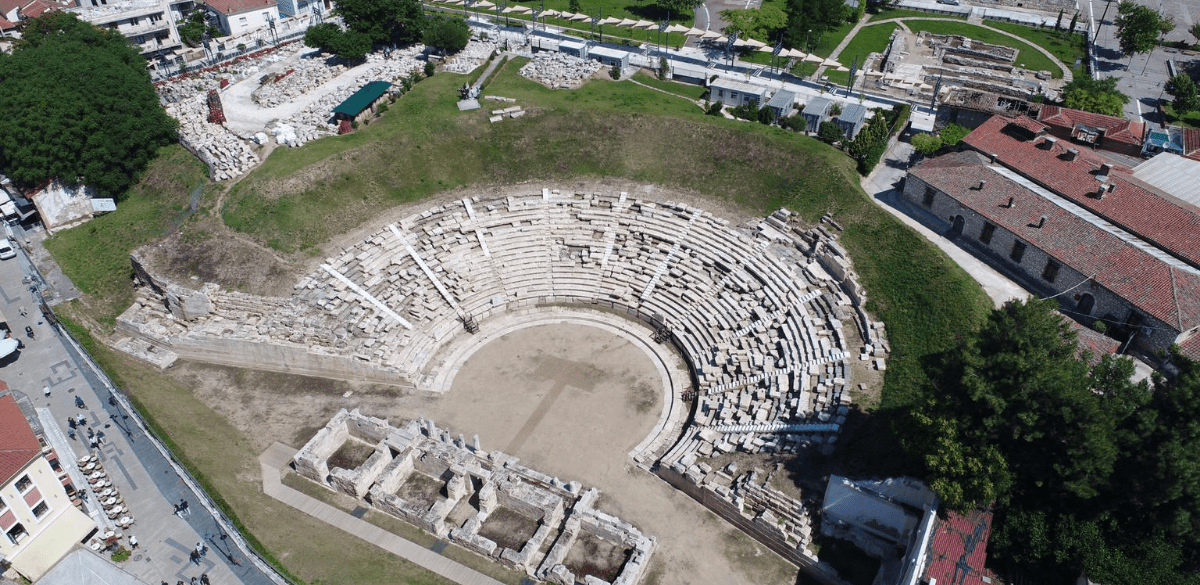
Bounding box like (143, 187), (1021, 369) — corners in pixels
(444, 319), (669, 486)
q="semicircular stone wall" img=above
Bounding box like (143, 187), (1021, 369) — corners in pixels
(118, 188), (888, 463)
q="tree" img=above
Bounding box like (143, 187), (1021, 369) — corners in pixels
(911, 133), (942, 156)
(1115, 1), (1173, 57)
(0, 13), (178, 198)
(782, 0), (848, 51)
(1192, 23), (1200, 41)
(304, 22), (342, 51)
(1062, 75), (1130, 116)
(1167, 73), (1200, 114)
(569, 0), (580, 13)
(909, 299), (1122, 510)
(177, 11), (219, 47)
(422, 15), (470, 54)
(719, 6), (787, 42)
(334, 0), (424, 45)
(1056, 9), (1064, 30)
(656, 0), (704, 16)
(939, 123), (970, 146)
(1069, 11), (1080, 33)
(817, 120), (844, 143)
(305, 23), (372, 60)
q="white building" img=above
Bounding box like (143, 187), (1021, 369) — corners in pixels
(0, 392), (97, 581)
(67, 0), (196, 57)
(199, 0), (278, 37)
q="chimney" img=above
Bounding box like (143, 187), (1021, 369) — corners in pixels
(977, 180), (987, 190)
(1040, 136), (1058, 150)
(1064, 148), (1079, 161)
(989, 152), (998, 163)
(1095, 183), (1114, 200)
(1037, 215), (1046, 228)
(1005, 196), (1015, 208)
(1101, 163), (1113, 174)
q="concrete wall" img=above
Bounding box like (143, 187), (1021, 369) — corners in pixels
(210, 3), (279, 37)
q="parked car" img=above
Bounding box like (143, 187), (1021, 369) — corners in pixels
(0, 239), (15, 260)
(937, 0), (961, 4)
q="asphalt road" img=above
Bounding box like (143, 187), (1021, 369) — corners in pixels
(0, 227), (283, 585)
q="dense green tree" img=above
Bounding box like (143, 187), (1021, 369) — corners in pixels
(655, 0), (703, 16)
(817, 120), (844, 143)
(0, 13), (178, 198)
(334, 0), (424, 45)
(719, 6), (787, 41)
(422, 15), (470, 54)
(782, 0), (847, 51)
(304, 23), (371, 60)
(1168, 73), (1200, 113)
(939, 122), (970, 146)
(568, 0), (581, 13)
(177, 11), (219, 47)
(1062, 75), (1129, 116)
(910, 133), (942, 156)
(1069, 11), (1080, 33)
(1115, 1), (1173, 56)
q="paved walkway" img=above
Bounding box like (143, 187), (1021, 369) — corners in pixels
(816, 13), (872, 80)
(258, 443), (507, 585)
(860, 140), (1030, 307)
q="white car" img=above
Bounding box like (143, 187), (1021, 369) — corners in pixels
(0, 239), (15, 260)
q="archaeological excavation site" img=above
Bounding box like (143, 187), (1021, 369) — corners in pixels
(114, 187), (902, 585)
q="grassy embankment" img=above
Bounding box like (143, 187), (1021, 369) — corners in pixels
(47, 57), (991, 584)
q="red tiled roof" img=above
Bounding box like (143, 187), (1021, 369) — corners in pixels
(1184, 128), (1200, 162)
(0, 15), (15, 28)
(200, 0), (275, 16)
(910, 151), (1200, 332)
(0, 394), (41, 487)
(923, 508), (999, 585)
(0, 0), (21, 16)
(1179, 331), (1200, 361)
(1038, 105), (1145, 146)
(19, 0), (59, 18)
(963, 115), (1200, 268)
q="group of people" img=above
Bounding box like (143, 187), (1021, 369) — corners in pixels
(162, 574), (211, 585)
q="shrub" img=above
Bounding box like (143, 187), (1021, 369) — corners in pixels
(830, 102), (843, 116)
(940, 123), (970, 146)
(424, 61), (436, 77)
(730, 102), (759, 121)
(111, 547), (131, 562)
(376, 103), (388, 115)
(911, 133), (943, 156)
(780, 114), (806, 132)
(609, 64), (621, 80)
(706, 101), (725, 116)
(818, 120), (845, 143)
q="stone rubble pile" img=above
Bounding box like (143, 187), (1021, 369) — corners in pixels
(519, 52), (602, 89)
(167, 96), (260, 181)
(252, 56), (350, 107)
(442, 40), (500, 74)
(270, 47), (426, 139)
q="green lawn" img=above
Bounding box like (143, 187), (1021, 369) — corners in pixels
(46, 52), (991, 585)
(903, 19), (1065, 78)
(1163, 103), (1200, 127)
(986, 21), (1086, 76)
(824, 23), (898, 86)
(632, 70), (708, 100)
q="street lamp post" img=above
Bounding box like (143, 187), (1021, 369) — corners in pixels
(805, 29), (811, 52)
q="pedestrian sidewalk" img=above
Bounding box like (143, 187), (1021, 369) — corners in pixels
(259, 443), (506, 585)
